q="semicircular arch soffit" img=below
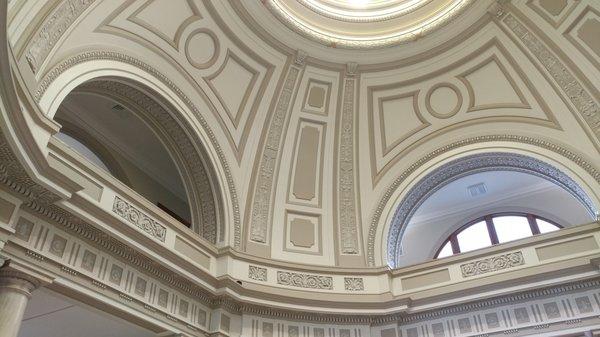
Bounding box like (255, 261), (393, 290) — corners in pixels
(385, 151), (597, 268)
(366, 134), (600, 267)
(72, 79), (223, 244)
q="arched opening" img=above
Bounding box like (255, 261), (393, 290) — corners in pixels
(387, 152), (598, 268)
(51, 78), (222, 242)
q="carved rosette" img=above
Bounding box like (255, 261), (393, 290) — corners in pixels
(460, 252), (525, 277)
(112, 196), (167, 242)
(277, 271), (333, 290)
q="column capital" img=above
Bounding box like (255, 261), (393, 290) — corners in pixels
(0, 267), (41, 297)
(0, 261), (51, 297)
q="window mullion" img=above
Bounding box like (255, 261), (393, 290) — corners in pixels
(528, 214), (540, 235)
(450, 236), (460, 254)
(486, 216), (499, 245)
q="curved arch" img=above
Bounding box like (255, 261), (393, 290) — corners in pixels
(385, 152), (597, 268)
(35, 51), (241, 246)
(73, 79), (222, 242)
(367, 135), (600, 267)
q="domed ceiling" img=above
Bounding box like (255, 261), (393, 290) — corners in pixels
(265, 0), (474, 48)
(9, 0), (600, 270)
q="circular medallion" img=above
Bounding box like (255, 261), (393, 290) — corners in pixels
(425, 83), (462, 119)
(185, 29), (220, 69)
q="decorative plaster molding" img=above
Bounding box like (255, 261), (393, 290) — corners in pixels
(367, 135), (600, 267)
(338, 77), (360, 255)
(248, 265), (267, 281)
(33, 51), (241, 247)
(78, 80), (219, 244)
(8, 191), (600, 325)
(395, 278), (600, 324)
(25, 0), (96, 73)
(276, 271), (333, 290)
(344, 277), (364, 291)
(294, 49), (307, 66)
(386, 152), (596, 267)
(249, 63), (302, 243)
(502, 13), (600, 139)
(460, 251), (525, 277)
(112, 196), (167, 242)
(0, 129), (62, 207)
(25, 199), (216, 304)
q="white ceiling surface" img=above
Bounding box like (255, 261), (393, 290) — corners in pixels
(409, 170), (586, 225)
(60, 92), (187, 199)
(18, 288), (154, 337)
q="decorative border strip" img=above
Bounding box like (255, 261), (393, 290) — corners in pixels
(277, 271), (333, 290)
(249, 57), (303, 243)
(112, 196), (167, 242)
(338, 70), (360, 255)
(502, 13), (600, 139)
(25, 0), (96, 73)
(460, 251), (525, 277)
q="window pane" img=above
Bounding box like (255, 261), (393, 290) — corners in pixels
(537, 219), (560, 233)
(437, 241), (453, 258)
(457, 221), (491, 253)
(493, 216), (532, 243)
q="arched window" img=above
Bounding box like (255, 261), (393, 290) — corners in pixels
(435, 213), (561, 258)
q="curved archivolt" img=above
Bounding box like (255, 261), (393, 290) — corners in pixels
(385, 152), (598, 268)
(53, 78), (223, 244)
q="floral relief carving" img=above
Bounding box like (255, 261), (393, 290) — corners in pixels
(460, 252), (525, 277)
(250, 64), (302, 243)
(112, 196), (167, 242)
(503, 14), (600, 138)
(248, 265), (267, 281)
(338, 75), (360, 255)
(344, 277), (364, 291)
(277, 271), (333, 290)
